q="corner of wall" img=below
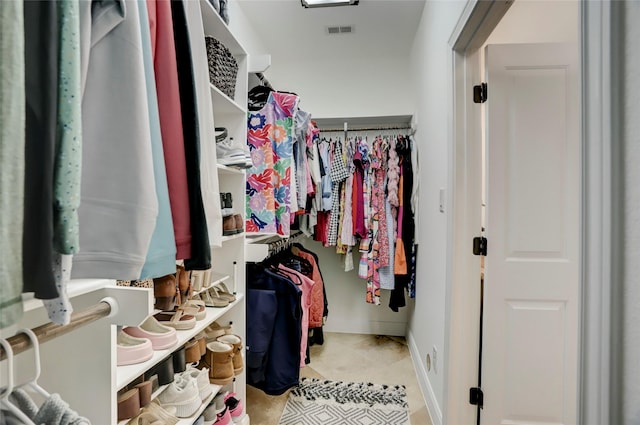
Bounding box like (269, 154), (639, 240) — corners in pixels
(407, 326), (443, 425)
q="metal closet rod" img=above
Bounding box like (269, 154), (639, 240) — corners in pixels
(318, 126), (412, 132)
(268, 230), (304, 255)
(0, 300), (112, 361)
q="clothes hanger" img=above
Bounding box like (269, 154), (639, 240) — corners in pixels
(0, 338), (37, 425)
(16, 328), (50, 399)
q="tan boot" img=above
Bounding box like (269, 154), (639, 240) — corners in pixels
(203, 341), (234, 385)
(153, 273), (177, 311)
(217, 334), (243, 375)
(176, 264), (192, 305)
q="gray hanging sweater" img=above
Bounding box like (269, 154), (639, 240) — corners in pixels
(71, 0), (158, 279)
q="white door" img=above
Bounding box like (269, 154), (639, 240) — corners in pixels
(483, 43), (580, 425)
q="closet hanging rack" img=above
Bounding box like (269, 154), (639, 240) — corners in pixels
(0, 298), (115, 361)
(255, 72), (274, 90)
(267, 230), (304, 256)
(246, 231), (304, 262)
(319, 126), (411, 132)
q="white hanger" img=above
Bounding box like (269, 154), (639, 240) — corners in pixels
(0, 338), (37, 425)
(16, 329), (50, 399)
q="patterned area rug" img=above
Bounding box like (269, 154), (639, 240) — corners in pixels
(278, 378), (411, 425)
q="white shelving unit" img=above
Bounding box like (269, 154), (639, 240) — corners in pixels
(114, 0), (251, 421)
(0, 2), (251, 424)
(116, 296), (244, 391)
(201, 0), (250, 423)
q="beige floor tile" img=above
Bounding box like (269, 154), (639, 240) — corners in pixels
(246, 332), (429, 424)
(410, 406), (433, 425)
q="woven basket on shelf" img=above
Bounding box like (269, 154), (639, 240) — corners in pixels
(205, 36), (238, 99)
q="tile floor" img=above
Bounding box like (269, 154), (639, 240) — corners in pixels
(246, 332), (432, 425)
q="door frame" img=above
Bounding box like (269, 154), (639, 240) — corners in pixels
(444, 1), (616, 424)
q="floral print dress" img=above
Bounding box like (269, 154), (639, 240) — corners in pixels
(246, 92), (299, 235)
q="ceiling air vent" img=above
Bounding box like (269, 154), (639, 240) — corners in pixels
(326, 25), (354, 35)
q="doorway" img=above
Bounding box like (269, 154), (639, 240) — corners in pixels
(445, 1), (584, 424)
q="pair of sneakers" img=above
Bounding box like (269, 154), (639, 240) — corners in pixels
(201, 392), (244, 424)
(157, 365), (211, 418)
(216, 128), (252, 169)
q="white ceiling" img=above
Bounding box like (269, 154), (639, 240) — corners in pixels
(236, 0), (426, 59)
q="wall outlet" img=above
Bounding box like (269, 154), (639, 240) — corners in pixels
(432, 345), (438, 373)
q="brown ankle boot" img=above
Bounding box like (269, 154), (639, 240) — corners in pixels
(217, 334), (243, 375)
(203, 341), (234, 385)
(153, 273), (177, 311)
(176, 264), (192, 305)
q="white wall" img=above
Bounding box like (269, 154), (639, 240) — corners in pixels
(485, 0), (578, 45)
(407, 1), (467, 423)
(228, 1), (269, 58)
(407, 1), (580, 423)
(265, 55), (413, 119)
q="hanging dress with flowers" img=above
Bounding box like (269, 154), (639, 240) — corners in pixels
(246, 91), (299, 235)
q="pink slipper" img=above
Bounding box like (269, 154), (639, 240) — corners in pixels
(123, 316), (178, 350)
(117, 331), (153, 366)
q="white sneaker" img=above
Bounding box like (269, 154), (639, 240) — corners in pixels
(157, 375), (202, 418)
(182, 364), (213, 401)
(217, 137), (250, 168)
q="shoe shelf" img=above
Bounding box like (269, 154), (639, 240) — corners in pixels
(210, 83), (247, 116)
(117, 383), (222, 425)
(116, 295), (244, 391)
(193, 271), (231, 297)
(217, 164), (246, 176)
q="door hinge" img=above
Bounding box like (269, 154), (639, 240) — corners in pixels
(473, 82), (487, 103)
(473, 237), (487, 256)
(469, 387), (484, 408)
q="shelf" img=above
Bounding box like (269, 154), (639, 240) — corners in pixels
(217, 164), (246, 176)
(116, 294), (245, 391)
(221, 233), (245, 243)
(118, 383), (223, 425)
(210, 83), (247, 115)
(193, 272), (230, 297)
(21, 279), (115, 313)
(200, 0), (247, 56)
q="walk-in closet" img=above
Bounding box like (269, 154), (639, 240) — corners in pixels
(3, 0), (620, 424)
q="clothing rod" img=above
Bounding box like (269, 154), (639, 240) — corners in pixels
(0, 300), (112, 361)
(255, 72), (274, 90)
(318, 126), (412, 132)
(268, 230), (303, 255)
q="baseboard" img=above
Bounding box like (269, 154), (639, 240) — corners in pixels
(324, 320), (407, 336)
(407, 329), (442, 425)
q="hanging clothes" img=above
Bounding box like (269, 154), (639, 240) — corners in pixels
(138, 0), (176, 280)
(277, 264), (314, 367)
(22, 0), (59, 299)
(246, 263), (302, 395)
(73, 0), (158, 280)
(171, 0), (211, 271)
(0, 0), (26, 328)
(184, 0), (224, 249)
(246, 91), (299, 236)
(327, 139), (350, 246)
(147, 0), (192, 260)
